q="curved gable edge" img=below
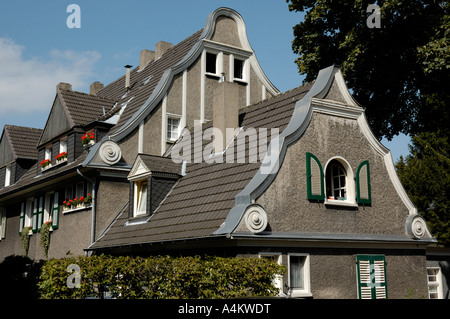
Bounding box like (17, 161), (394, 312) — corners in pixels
(213, 65), (428, 238)
(101, 7), (278, 144)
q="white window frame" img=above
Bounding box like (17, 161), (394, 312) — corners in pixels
(324, 157), (356, 207)
(4, 164), (11, 187)
(287, 253), (311, 298)
(259, 252), (284, 296)
(25, 198), (34, 228)
(45, 146), (52, 161)
(230, 54), (248, 83)
(166, 114), (181, 142)
(427, 267), (443, 299)
(59, 137), (67, 154)
(133, 179), (148, 217)
(205, 51), (223, 77)
(44, 193), (53, 224)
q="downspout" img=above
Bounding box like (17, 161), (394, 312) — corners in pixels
(77, 169), (96, 250)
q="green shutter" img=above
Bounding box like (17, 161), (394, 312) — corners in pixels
(306, 152), (324, 201)
(32, 198), (38, 233)
(19, 202), (25, 235)
(51, 192), (60, 229)
(37, 196), (44, 230)
(357, 255), (387, 299)
(356, 160), (371, 205)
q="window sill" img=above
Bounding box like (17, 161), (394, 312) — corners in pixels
(41, 158), (68, 172)
(324, 199), (358, 207)
(290, 291), (313, 298)
(233, 78), (248, 85)
(62, 204), (91, 214)
(205, 72), (221, 79)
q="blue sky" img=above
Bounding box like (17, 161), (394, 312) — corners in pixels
(0, 0), (410, 162)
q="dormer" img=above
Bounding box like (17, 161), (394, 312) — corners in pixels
(37, 83), (116, 173)
(127, 154), (181, 220)
(0, 125), (42, 188)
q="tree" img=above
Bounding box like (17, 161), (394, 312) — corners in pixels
(396, 132), (450, 246)
(287, 0), (449, 140)
(287, 0), (449, 245)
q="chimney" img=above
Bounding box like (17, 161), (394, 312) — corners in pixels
(56, 82), (72, 92)
(124, 65), (132, 89)
(212, 75), (239, 153)
(139, 49), (155, 70)
(90, 81), (104, 95)
(155, 41), (173, 60)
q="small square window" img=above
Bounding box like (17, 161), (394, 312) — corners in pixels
(206, 52), (217, 74)
(167, 117), (180, 141)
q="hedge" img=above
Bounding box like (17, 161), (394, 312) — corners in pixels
(38, 255), (285, 299)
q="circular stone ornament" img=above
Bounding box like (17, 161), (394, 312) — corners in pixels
(99, 140), (122, 165)
(406, 214), (429, 239)
(244, 205), (268, 234)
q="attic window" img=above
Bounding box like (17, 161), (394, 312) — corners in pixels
(206, 52), (217, 74)
(233, 58), (244, 80)
(4, 165), (11, 187)
(134, 180), (148, 217)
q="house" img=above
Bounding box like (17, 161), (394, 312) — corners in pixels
(0, 7), (445, 299)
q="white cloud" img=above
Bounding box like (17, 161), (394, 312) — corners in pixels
(0, 37), (101, 115)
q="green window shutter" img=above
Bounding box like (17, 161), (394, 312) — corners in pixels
(357, 255), (387, 299)
(356, 160), (371, 205)
(37, 196), (44, 230)
(306, 152), (324, 201)
(32, 198), (38, 233)
(19, 202), (25, 235)
(51, 192), (60, 229)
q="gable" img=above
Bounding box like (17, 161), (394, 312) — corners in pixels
(39, 94), (72, 146)
(0, 131), (14, 166)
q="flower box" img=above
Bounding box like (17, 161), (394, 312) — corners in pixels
(81, 132), (95, 146)
(63, 194), (93, 212)
(55, 151), (68, 164)
(40, 159), (52, 171)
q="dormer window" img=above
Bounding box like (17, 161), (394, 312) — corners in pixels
(4, 165), (11, 187)
(45, 146), (52, 161)
(134, 179), (148, 217)
(60, 137), (67, 153)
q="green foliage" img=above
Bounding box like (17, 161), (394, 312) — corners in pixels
(21, 226), (32, 256)
(396, 131), (450, 246)
(38, 255), (286, 299)
(287, 0), (449, 140)
(39, 222), (52, 258)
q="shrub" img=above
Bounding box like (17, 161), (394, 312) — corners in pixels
(38, 254), (285, 299)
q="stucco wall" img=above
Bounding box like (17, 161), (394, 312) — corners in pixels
(256, 111), (410, 237)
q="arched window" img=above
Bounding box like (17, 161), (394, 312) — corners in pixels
(326, 160), (347, 200)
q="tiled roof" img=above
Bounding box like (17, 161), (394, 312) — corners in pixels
(95, 29), (204, 133)
(89, 83), (313, 250)
(138, 154), (182, 176)
(3, 125), (43, 160)
(58, 89), (116, 127)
